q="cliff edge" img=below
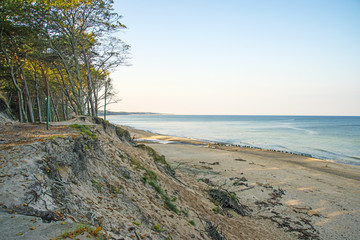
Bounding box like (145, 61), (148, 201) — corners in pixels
(0, 117), (223, 239)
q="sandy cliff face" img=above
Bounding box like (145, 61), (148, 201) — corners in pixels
(1, 117), (312, 240)
(0, 118), (222, 239)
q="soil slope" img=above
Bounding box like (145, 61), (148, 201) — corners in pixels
(0, 117), (320, 240)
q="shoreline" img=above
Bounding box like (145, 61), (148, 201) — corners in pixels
(120, 124), (360, 181)
(120, 124), (356, 166)
(106, 114), (360, 166)
(120, 124), (360, 239)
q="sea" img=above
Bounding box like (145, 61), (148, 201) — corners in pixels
(106, 115), (360, 166)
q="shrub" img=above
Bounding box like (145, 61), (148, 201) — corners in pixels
(164, 195), (179, 214)
(148, 180), (179, 214)
(115, 126), (130, 139)
(69, 124), (97, 140)
(152, 224), (164, 232)
(136, 144), (168, 165)
(132, 221), (141, 226)
(149, 181), (163, 195)
(92, 180), (102, 192)
(46, 135), (65, 140)
(181, 209), (189, 217)
(144, 169), (158, 182)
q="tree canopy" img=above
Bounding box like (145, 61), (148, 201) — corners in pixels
(0, 0), (129, 122)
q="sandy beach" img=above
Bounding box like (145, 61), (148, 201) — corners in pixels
(122, 125), (360, 240)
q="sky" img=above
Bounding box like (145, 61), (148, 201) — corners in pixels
(110, 0), (360, 116)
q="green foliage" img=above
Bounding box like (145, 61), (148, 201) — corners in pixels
(92, 180), (102, 192)
(132, 221), (141, 226)
(46, 135), (65, 140)
(136, 144), (168, 164)
(136, 144), (176, 178)
(208, 189), (237, 202)
(142, 176), (148, 184)
(164, 195), (179, 214)
(189, 220), (196, 226)
(108, 184), (119, 194)
(212, 206), (224, 215)
(181, 209), (189, 217)
(122, 171), (130, 179)
(115, 126), (130, 139)
(148, 180), (179, 214)
(0, 0), (129, 121)
(128, 150), (178, 214)
(152, 224), (164, 232)
(149, 181), (163, 195)
(144, 169), (158, 182)
(129, 157), (143, 170)
(69, 124), (97, 140)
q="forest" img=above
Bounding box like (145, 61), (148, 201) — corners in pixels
(0, 0), (129, 122)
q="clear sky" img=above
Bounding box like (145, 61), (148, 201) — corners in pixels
(111, 0), (360, 115)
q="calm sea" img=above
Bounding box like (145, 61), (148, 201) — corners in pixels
(106, 115), (360, 165)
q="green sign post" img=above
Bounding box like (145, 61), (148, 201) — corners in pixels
(46, 96), (49, 130)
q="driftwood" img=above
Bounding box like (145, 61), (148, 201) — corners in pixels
(260, 215), (319, 239)
(3, 205), (64, 223)
(237, 186), (254, 192)
(199, 161), (220, 165)
(208, 189), (248, 216)
(205, 221), (227, 240)
(199, 178), (216, 186)
(234, 158), (246, 162)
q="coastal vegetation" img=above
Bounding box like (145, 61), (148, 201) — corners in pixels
(69, 123), (97, 140)
(0, 0), (129, 122)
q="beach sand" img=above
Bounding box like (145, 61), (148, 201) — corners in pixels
(121, 125), (360, 240)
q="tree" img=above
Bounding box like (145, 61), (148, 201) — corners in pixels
(0, 1), (33, 122)
(37, 0), (127, 116)
(0, 0), (129, 122)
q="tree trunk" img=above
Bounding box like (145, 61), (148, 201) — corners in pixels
(50, 92), (60, 122)
(61, 91), (67, 121)
(34, 67), (42, 122)
(18, 63), (35, 123)
(12, 44), (34, 123)
(81, 46), (96, 117)
(47, 38), (83, 114)
(104, 80), (107, 121)
(87, 100), (90, 116)
(73, 43), (85, 115)
(39, 64), (51, 123)
(1, 45), (27, 122)
(53, 65), (78, 115)
(17, 92), (23, 122)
